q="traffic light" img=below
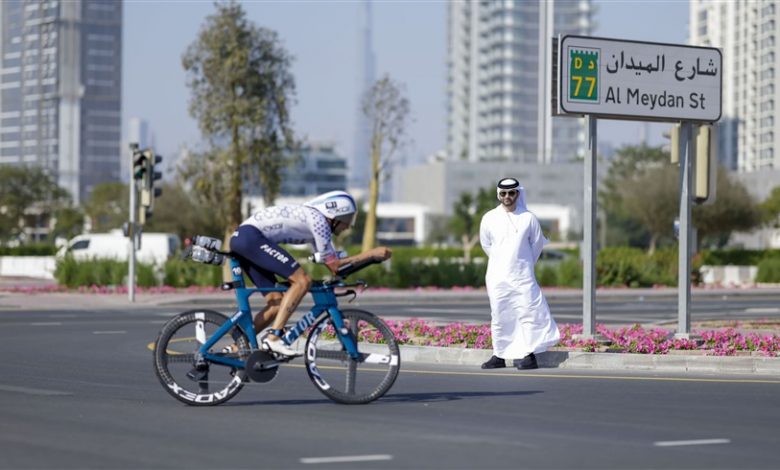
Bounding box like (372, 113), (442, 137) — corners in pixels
(669, 124), (680, 164)
(138, 148), (163, 223)
(694, 125), (716, 205)
(132, 148), (147, 180)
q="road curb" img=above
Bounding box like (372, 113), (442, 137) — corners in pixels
(400, 345), (780, 375)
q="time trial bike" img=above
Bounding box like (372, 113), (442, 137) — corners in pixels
(152, 236), (400, 406)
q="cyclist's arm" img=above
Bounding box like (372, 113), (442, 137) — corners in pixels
(324, 247), (392, 275)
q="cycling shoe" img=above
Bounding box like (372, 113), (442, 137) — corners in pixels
(262, 338), (302, 357)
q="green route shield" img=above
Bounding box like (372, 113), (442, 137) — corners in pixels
(569, 49), (599, 102)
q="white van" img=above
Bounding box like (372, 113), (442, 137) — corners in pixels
(60, 231), (180, 265)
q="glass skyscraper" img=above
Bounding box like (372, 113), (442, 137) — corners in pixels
(446, 0), (593, 163)
(690, 0), (778, 172)
(0, 0), (122, 203)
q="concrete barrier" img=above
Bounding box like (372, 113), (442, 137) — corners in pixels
(700, 265), (757, 287)
(0, 256), (56, 279)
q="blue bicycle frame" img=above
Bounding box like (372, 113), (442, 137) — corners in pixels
(196, 257), (360, 369)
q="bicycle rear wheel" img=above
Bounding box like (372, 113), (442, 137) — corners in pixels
(305, 309), (400, 404)
(153, 309), (251, 406)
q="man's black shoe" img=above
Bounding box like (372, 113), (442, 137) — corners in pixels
(514, 353), (538, 370)
(481, 355), (506, 369)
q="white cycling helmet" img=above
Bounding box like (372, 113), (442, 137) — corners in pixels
(304, 190), (358, 226)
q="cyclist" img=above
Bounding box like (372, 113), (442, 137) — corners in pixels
(229, 190), (392, 357)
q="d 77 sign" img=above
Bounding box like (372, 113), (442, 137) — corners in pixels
(558, 35), (722, 123)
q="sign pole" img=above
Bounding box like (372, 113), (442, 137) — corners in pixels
(128, 145), (137, 303)
(583, 115), (598, 336)
(676, 122), (694, 337)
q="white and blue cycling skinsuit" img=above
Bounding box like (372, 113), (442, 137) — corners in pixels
(230, 204), (339, 290)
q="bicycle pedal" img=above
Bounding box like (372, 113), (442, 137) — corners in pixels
(186, 368), (209, 382)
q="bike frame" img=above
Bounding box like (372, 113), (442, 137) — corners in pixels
(197, 257), (360, 370)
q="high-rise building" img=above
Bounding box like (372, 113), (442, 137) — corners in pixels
(0, 0), (122, 204)
(351, 0), (375, 191)
(128, 117), (152, 150)
(447, 0), (593, 163)
(280, 143), (348, 197)
(689, 1), (777, 172)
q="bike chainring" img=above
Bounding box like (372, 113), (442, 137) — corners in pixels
(245, 350), (280, 383)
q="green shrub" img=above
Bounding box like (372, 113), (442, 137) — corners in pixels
(597, 247), (653, 287)
(536, 264), (557, 287)
(756, 258), (780, 283)
(54, 255), (157, 288)
(0, 244), (58, 256)
(557, 258), (583, 288)
(647, 248), (679, 286)
(699, 249), (780, 266)
(163, 257), (223, 287)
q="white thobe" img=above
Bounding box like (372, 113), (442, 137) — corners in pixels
(479, 204), (560, 359)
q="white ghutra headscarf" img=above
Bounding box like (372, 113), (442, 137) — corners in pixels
(496, 177), (527, 212)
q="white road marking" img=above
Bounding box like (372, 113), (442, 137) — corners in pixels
(92, 330), (126, 335)
(744, 307), (780, 314)
(0, 384), (72, 396)
(300, 454), (393, 464)
(30, 322), (62, 326)
(654, 438), (731, 447)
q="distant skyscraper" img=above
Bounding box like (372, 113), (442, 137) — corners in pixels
(351, 0), (376, 191)
(128, 117), (152, 150)
(0, 0), (122, 204)
(690, 1), (777, 172)
(447, 0), (593, 163)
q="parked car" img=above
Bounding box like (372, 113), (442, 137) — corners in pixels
(58, 231), (180, 265)
(538, 249), (573, 265)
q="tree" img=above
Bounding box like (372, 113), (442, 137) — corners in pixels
(602, 145), (762, 252)
(0, 165), (69, 243)
(759, 185), (780, 228)
(600, 145), (669, 249)
(616, 165), (679, 254)
(182, 0), (297, 243)
(144, 182), (220, 242)
(450, 188), (495, 262)
(83, 182), (128, 232)
(51, 205), (85, 241)
(693, 167), (762, 248)
(361, 75), (411, 251)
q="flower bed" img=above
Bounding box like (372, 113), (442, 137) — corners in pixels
(380, 319), (780, 357)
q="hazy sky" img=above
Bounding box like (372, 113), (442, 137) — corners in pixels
(122, 0), (689, 164)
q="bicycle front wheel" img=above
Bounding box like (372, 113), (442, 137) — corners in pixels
(305, 309), (400, 404)
(153, 309), (251, 406)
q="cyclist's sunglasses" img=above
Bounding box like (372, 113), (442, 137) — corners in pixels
(499, 190), (518, 197)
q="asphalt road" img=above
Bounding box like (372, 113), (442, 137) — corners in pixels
(1, 307), (779, 469)
(156, 290), (780, 326)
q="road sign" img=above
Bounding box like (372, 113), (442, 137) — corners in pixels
(557, 35), (722, 122)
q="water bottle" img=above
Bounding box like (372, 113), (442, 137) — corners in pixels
(193, 235), (222, 251)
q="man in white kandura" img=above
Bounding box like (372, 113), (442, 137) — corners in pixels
(479, 177), (560, 370)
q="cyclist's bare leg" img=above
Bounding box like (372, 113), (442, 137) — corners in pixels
(222, 294), (282, 354)
(253, 292), (282, 334)
(266, 267), (311, 343)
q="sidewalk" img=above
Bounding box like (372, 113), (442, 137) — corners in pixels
(398, 346), (780, 376)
